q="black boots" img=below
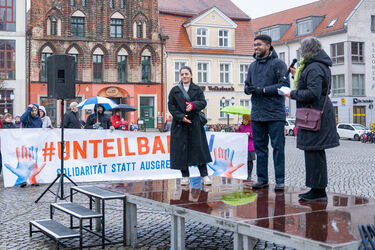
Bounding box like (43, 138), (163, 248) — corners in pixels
(299, 188), (327, 201)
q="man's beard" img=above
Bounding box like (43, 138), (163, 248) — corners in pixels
(258, 50), (266, 58)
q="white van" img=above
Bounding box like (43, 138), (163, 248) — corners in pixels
(285, 118), (295, 136)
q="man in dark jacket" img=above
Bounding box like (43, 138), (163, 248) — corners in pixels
(20, 103), (43, 128)
(84, 104), (112, 129)
(244, 35), (289, 191)
(63, 102), (81, 129)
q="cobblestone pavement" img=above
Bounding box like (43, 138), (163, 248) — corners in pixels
(0, 137), (374, 249)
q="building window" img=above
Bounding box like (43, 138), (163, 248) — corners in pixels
(279, 52), (285, 62)
(297, 19), (312, 36)
(141, 56), (151, 82)
(51, 18), (57, 35)
(174, 61), (186, 83)
(109, 0), (114, 8)
(197, 62), (209, 84)
(352, 74), (365, 96)
(239, 64), (249, 85)
(121, 0), (125, 9)
(332, 74), (345, 96)
(220, 99), (229, 118)
(197, 28), (208, 46)
(71, 17), (85, 37)
(371, 15), (375, 32)
(70, 0), (75, 6)
(118, 55), (127, 83)
(240, 99), (250, 108)
(136, 22), (143, 38)
(331, 43), (344, 65)
(353, 106), (366, 126)
(0, 40), (15, 80)
(219, 63), (231, 84)
(110, 19), (123, 38)
(70, 54), (78, 80)
(41, 53), (52, 82)
(93, 55), (103, 82)
(219, 29), (229, 47)
(0, 0), (16, 31)
(260, 27), (280, 41)
(351, 42), (364, 63)
(82, 0), (86, 7)
(0, 89), (14, 114)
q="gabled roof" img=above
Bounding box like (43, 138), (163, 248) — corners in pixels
(158, 0), (250, 20)
(251, 0), (362, 44)
(159, 13), (253, 55)
(183, 7), (238, 29)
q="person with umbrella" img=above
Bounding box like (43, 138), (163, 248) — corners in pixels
(84, 104), (112, 129)
(111, 108), (128, 130)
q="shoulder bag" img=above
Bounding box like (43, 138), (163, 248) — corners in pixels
(177, 84), (207, 125)
(295, 79), (331, 132)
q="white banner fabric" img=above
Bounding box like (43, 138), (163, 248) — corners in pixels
(0, 129), (248, 187)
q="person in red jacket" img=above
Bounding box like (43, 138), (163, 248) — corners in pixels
(111, 109), (128, 130)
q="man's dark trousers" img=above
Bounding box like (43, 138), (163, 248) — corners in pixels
(251, 120), (285, 184)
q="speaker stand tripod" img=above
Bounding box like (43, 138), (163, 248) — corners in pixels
(35, 99), (77, 203)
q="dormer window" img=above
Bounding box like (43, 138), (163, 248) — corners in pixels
(260, 27), (280, 41)
(297, 19), (312, 36)
(296, 16), (324, 36)
(197, 28), (208, 46)
(218, 29), (229, 47)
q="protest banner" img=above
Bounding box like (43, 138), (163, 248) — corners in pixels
(0, 129), (247, 187)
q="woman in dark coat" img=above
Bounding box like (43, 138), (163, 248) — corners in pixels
(285, 37), (339, 201)
(168, 66), (212, 186)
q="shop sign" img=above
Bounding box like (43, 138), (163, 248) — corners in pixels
(106, 87), (119, 96)
(353, 98), (374, 104)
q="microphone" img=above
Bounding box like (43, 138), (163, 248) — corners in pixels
(286, 58), (298, 76)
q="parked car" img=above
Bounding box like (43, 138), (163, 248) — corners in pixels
(337, 123), (370, 141)
(285, 118), (295, 136)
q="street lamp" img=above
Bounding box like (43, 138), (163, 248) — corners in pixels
(227, 97), (235, 131)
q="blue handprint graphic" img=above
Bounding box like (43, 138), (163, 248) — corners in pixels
(207, 147), (244, 177)
(4, 146), (44, 187)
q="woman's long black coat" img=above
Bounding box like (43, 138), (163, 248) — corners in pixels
(290, 50), (340, 151)
(168, 82), (212, 171)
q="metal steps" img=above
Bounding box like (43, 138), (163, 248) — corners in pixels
(29, 185), (126, 249)
(51, 202), (102, 219)
(30, 219), (80, 240)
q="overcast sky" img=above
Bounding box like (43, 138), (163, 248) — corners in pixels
(231, 0), (318, 18)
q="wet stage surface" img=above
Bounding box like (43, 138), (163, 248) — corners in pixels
(100, 176), (375, 246)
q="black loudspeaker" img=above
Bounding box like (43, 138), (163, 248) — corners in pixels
(47, 54), (76, 99)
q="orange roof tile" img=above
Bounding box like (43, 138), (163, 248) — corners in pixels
(160, 13), (253, 55)
(251, 0), (361, 44)
(158, 0), (250, 20)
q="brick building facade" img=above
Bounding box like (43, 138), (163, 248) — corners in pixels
(28, 0), (164, 128)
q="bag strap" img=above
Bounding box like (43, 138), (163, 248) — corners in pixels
(321, 71), (331, 115)
(177, 83), (192, 102)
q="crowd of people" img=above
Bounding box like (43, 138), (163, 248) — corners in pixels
(0, 102), (140, 131)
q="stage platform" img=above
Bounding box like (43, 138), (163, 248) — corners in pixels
(99, 176), (374, 249)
